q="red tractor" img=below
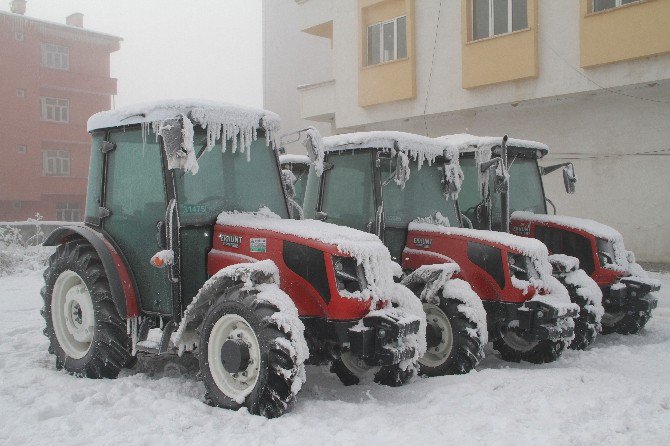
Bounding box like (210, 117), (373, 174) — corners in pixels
(301, 130), (578, 365)
(41, 101), (423, 418)
(450, 133), (660, 338)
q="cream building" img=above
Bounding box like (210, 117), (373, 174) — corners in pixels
(263, 0), (670, 262)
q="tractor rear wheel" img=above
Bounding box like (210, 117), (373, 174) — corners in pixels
(41, 240), (133, 378)
(199, 285), (305, 418)
(493, 324), (565, 364)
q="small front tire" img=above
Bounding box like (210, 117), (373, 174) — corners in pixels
(493, 325), (565, 364)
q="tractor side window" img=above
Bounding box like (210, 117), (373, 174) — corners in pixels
(467, 241), (505, 289)
(84, 132), (105, 224)
(321, 151), (375, 231)
(177, 131), (289, 225)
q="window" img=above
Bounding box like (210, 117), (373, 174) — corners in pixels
(12, 201), (22, 210)
(41, 43), (69, 70)
(56, 202), (81, 222)
(472, 0), (528, 41)
(366, 15), (407, 66)
(43, 150), (70, 176)
(14, 31), (24, 42)
(17, 145), (27, 154)
(16, 89), (26, 99)
(593, 0), (640, 12)
(41, 97), (69, 123)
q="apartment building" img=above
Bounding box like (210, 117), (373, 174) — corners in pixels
(0, 0), (121, 222)
(263, 0), (670, 262)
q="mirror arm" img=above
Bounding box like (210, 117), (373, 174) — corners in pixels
(540, 162), (572, 176)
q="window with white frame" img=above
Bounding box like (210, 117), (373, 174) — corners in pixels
(472, 0), (528, 41)
(41, 43), (69, 70)
(43, 150), (70, 176)
(56, 202), (81, 222)
(41, 97), (69, 123)
(16, 88), (26, 99)
(592, 0), (641, 12)
(366, 15), (407, 66)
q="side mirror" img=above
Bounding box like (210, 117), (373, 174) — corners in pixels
(315, 211), (328, 221)
(563, 163), (577, 194)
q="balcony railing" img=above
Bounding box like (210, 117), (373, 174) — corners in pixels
(297, 79), (335, 122)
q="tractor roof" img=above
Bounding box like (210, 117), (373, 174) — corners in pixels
(279, 154), (310, 165)
(437, 134), (549, 159)
(87, 99), (281, 135)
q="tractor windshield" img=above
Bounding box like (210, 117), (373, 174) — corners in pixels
(380, 154), (460, 227)
(492, 156), (547, 219)
(176, 129), (289, 225)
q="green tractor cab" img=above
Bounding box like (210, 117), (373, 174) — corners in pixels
(41, 101), (424, 418)
(449, 133), (659, 340)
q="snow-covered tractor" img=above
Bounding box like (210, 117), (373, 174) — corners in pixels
(40, 101), (424, 418)
(451, 134), (660, 338)
(301, 130), (578, 365)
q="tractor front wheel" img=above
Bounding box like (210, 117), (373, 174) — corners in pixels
(41, 240), (133, 378)
(199, 286), (305, 418)
(601, 304), (652, 335)
(493, 324), (565, 364)
(330, 353), (414, 387)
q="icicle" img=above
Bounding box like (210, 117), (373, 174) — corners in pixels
(475, 147), (492, 199)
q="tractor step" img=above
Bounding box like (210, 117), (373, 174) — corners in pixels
(135, 320), (178, 355)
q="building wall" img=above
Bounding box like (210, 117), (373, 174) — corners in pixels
(0, 12), (120, 222)
(263, 0), (670, 262)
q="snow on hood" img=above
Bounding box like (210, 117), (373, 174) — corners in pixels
(87, 100), (281, 173)
(512, 211), (622, 242)
(279, 154), (310, 165)
(437, 133), (550, 154)
(217, 207), (398, 302)
(409, 221), (549, 259)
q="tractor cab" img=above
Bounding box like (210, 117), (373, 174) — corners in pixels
(303, 131), (578, 364)
(446, 133), (659, 336)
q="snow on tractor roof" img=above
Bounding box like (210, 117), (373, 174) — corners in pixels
(408, 221), (549, 259)
(87, 100), (281, 174)
(322, 131), (458, 159)
(217, 207), (397, 302)
(512, 211), (623, 243)
(279, 154), (310, 165)
(438, 133), (549, 156)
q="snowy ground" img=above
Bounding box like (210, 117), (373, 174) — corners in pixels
(1, 270), (669, 446)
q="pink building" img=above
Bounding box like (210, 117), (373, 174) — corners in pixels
(0, 0), (121, 221)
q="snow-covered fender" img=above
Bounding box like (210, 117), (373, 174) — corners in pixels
(173, 260), (279, 347)
(43, 225), (139, 318)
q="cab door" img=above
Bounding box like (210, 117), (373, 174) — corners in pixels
(103, 127), (173, 315)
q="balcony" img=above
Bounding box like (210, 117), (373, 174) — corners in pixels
(297, 79), (336, 122)
(294, 0), (333, 37)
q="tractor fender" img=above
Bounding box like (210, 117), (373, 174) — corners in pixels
(173, 259), (279, 347)
(43, 225), (139, 318)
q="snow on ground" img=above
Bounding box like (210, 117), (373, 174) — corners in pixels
(1, 270), (669, 445)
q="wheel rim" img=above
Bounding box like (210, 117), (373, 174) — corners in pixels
(501, 324), (538, 353)
(340, 351), (376, 376)
(601, 310), (626, 327)
(419, 303), (454, 368)
(208, 314), (261, 402)
(51, 270), (95, 359)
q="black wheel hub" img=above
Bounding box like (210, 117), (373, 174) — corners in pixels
(220, 339), (251, 374)
(426, 323), (444, 349)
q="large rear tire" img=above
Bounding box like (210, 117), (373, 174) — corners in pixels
(41, 240), (132, 378)
(199, 285), (305, 418)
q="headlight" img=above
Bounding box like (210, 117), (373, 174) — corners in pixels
(332, 255), (367, 293)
